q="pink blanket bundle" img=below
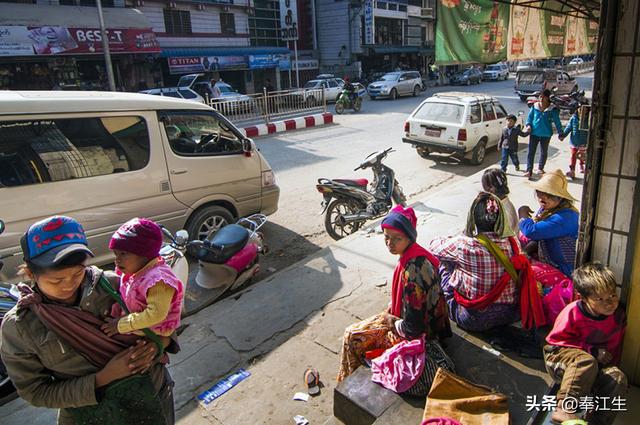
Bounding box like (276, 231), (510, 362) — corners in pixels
(371, 336), (425, 393)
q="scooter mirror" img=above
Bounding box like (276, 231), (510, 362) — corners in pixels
(175, 230), (189, 245)
(0, 219), (4, 235)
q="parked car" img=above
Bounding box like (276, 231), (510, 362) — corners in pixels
(482, 63), (510, 81)
(0, 91), (280, 283)
(516, 60), (536, 71)
(515, 68), (578, 101)
(450, 68), (483, 85)
(140, 86), (205, 103)
(569, 57), (585, 65)
(367, 71), (423, 100)
(297, 78), (345, 103)
(402, 92), (512, 165)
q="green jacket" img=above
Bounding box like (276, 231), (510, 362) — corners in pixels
(0, 266), (169, 424)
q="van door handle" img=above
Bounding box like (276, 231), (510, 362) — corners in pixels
(170, 168), (188, 175)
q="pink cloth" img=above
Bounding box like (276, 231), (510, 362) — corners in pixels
(531, 259), (575, 325)
(371, 336), (425, 393)
(546, 300), (626, 365)
(112, 257), (184, 335)
(422, 419), (463, 425)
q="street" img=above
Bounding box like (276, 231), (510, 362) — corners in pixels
(254, 73), (594, 282)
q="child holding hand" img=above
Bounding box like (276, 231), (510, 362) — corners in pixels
(544, 262), (627, 424)
(101, 218), (184, 337)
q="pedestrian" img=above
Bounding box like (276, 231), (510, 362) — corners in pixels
(0, 216), (178, 425)
(498, 114), (528, 173)
(524, 89), (564, 180)
(544, 262), (627, 425)
(100, 218), (185, 339)
(561, 105), (589, 179)
(264, 78), (275, 93)
(209, 78), (221, 101)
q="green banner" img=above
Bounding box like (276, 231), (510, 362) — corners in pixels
(435, 0), (510, 65)
(541, 9), (567, 58)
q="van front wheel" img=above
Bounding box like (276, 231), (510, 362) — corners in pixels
(187, 205), (235, 242)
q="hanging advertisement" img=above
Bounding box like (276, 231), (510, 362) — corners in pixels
(248, 53), (291, 70)
(564, 16), (591, 56)
(542, 10), (566, 58)
(507, 5), (546, 60)
(279, 0), (298, 41)
(0, 25), (159, 56)
(435, 0), (510, 65)
(168, 56), (248, 74)
(364, 0), (375, 45)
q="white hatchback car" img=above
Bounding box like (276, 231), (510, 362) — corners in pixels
(402, 92), (512, 165)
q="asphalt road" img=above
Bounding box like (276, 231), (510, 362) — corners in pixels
(250, 73), (594, 282)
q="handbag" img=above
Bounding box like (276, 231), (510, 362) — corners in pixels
(423, 368), (509, 425)
(403, 340), (454, 397)
(68, 276), (168, 425)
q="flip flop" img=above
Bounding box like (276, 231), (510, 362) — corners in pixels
(304, 368), (320, 396)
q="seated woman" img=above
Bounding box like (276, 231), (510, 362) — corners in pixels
(429, 192), (522, 332)
(518, 170), (579, 324)
(337, 205), (451, 385)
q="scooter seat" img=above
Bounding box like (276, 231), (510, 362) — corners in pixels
(197, 224), (249, 264)
(334, 178), (369, 188)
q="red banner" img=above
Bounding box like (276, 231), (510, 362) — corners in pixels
(25, 26), (160, 55)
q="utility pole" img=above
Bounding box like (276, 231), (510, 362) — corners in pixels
(96, 0), (116, 91)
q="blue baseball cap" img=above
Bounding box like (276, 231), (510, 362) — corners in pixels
(21, 216), (94, 268)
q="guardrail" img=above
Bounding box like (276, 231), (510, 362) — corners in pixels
(207, 88), (327, 127)
(563, 61), (595, 75)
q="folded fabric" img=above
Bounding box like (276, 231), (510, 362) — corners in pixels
(371, 336), (425, 393)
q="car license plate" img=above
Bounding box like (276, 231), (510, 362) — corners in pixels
(424, 129), (441, 138)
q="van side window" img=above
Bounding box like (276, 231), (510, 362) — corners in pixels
(162, 113), (242, 156)
(0, 116), (150, 188)
(469, 104), (481, 124)
(494, 103), (507, 119)
(482, 103), (496, 121)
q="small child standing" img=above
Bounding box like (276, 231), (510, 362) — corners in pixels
(101, 217), (184, 337)
(498, 114), (528, 173)
(544, 262), (627, 424)
(561, 106), (589, 179)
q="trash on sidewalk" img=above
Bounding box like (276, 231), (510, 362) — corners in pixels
(294, 415), (309, 425)
(482, 345), (502, 357)
(266, 267), (277, 273)
(293, 392), (309, 402)
(375, 280), (388, 287)
(197, 369), (251, 409)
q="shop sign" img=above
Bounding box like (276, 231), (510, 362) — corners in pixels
(0, 25), (160, 57)
(279, 0), (298, 41)
(291, 59), (319, 70)
(0, 26), (34, 56)
(364, 0), (374, 45)
(168, 55), (248, 74)
(248, 53), (291, 70)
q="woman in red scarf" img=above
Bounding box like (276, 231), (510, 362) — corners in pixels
(337, 206), (451, 382)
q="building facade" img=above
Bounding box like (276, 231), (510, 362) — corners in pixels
(316, 0), (435, 79)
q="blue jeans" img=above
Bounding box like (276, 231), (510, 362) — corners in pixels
(500, 148), (520, 171)
(527, 135), (551, 172)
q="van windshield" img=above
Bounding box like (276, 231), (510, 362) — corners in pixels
(413, 102), (465, 124)
(517, 72), (544, 84)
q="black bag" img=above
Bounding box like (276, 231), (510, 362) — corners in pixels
(402, 339), (455, 397)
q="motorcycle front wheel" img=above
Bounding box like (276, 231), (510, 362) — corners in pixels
(335, 101), (345, 115)
(353, 97), (362, 112)
(324, 199), (363, 240)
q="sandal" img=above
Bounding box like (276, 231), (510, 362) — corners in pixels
(304, 368), (320, 396)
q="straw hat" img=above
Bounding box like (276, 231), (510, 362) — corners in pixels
(529, 169), (578, 201)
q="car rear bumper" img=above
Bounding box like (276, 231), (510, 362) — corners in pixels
(260, 185), (280, 216)
(402, 137), (466, 154)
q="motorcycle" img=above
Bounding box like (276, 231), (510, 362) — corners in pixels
(335, 85), (364, 114)
(526, 88), (589, 111)
(316, 148), (407, 240)
(160, 214), (268, 316)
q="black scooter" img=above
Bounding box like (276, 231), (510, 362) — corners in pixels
(316, 148), (407, 240)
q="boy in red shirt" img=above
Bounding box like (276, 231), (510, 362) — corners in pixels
(544, 262), (627, 424)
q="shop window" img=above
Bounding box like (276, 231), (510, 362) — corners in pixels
(164, 9), (192, 35)
(220, 13), (236, 35)
(0, 116), (150, 188)
(161, 113), (243, 157)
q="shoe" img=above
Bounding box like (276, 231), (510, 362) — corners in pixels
(523, 171), (532, 179)
(566, 170), (575, 179)
(537, 169), (545, 175)
(515, 165), (520, 171)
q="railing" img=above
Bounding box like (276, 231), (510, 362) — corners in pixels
(563, 61), (595, 75)
(207, 87), (327, 127)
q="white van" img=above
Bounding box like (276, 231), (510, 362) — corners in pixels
(0, 91), (279, 282)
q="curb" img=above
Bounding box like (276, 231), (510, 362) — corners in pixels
(240, 112), (334, 138)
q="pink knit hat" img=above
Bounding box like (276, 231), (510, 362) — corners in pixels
(109, 217), (163, 259)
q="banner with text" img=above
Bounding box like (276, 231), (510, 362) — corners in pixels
(279, 0), (298, 41)
(435, 0), (510, 65)
(168, 56), (248, 74)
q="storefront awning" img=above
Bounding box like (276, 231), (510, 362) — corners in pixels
(161, 47), (290, 58)
(0, 4), (159, 57)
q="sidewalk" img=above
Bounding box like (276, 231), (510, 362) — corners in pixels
(0, 138), (585, 425)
